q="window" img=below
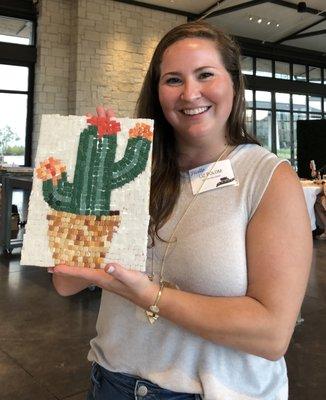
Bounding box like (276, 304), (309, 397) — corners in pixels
(256, 110), (272, 150)
(0, 16), (33, 45)
(0, 65), (29, 165)
(241, 53), (325, 166)
(293, 94), (306, 112)
(293, 64), (306, 82)
(276, 92), (290, 111)
(245, 90), (253, 107)
(275, 93), (291, 159)
(245, 109), (254, 135)
(275, 61), (290, 80)
(256, 58), (272, 77)
(309, 96), (322, 113)
(276, 112), (291, 160)
(0, 4), (36, 166)
(256, 91), (271, 109)
(293, 113), (306, 161)
(241, 56), (253, 75)
(0, 64), (28, 91)
(309, 66), (321, 84)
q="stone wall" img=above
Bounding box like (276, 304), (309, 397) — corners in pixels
(32, 0), (186, 162)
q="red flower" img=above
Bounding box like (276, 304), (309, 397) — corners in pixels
(87, 116), (121, 139)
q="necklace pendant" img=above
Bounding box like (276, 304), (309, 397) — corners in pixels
(145, 310), (159, 324)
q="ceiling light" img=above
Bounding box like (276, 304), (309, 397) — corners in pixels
(247, 15), (280, 27)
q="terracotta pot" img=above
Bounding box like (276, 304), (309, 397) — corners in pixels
(47, 210), (121, 268)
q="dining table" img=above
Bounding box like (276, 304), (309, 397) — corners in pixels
(300, 180), (323, 230)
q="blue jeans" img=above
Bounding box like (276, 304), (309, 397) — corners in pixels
(86, 363), (202, 400)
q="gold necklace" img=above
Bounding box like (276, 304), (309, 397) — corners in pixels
(149, 144), (230, 288)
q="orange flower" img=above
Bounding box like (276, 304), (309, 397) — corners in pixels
(129, 123), (153, 141)
(36, 157), (66, 185)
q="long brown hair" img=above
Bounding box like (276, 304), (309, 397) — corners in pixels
(136, 21), (259, 244)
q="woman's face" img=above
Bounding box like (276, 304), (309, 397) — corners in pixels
(158, 38), (234, 147)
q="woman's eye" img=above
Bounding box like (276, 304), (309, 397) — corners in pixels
(165, 77), (182, 85)
(199, 72), (214, 80)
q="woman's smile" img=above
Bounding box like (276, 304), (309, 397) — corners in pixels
(179, 106), (212, 116)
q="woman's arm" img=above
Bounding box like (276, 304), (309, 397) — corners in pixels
(53, 162), (311, 360)
(135, 161), (311, 360)
(49, 269), (92, 296)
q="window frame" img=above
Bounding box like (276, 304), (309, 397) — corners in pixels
(241, 52), (326, 167)
(0, 2), (37, 166)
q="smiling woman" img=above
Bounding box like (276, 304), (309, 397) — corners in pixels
(50, 21), (312, 400)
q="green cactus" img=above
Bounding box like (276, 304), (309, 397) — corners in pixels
(38, 119), (153, 216)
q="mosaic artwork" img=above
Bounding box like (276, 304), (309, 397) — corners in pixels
(21, 114), (154, 271)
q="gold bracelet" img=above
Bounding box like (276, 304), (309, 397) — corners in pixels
(145, 281), (165, 324)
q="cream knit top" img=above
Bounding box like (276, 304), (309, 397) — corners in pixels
(88, 144), (289, 400)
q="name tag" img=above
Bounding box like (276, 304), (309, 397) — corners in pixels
(189, 159), (237, 194)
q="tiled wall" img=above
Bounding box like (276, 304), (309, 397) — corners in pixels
(33, 0), (186, 162)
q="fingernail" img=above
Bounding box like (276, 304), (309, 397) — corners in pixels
(107, 266), (115, 274)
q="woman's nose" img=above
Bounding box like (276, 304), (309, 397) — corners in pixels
(180, 79), (202, 102)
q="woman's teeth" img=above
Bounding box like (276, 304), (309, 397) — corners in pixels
(182, 107), (209, 115)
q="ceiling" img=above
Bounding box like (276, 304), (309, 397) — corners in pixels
(130, 0), (326, 54)
(1, 1), (325, 54)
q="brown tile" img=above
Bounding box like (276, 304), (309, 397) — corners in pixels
(0, 349), (56, 400)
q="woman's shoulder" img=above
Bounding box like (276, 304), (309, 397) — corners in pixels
(232, 144), (285, 173)
(234, 143), (275, 158)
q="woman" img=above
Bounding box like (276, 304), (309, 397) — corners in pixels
(315, 181), (326, 239)
(49, 22), (312, 399)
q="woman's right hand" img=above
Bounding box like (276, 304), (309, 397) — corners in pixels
(48, 265), (93, 296)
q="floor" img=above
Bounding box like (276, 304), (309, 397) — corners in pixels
(0, 249), (100, 400)
(286, 238), (326, 399)
(0, 194), (325, 399)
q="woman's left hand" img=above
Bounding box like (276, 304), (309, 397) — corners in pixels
(50, 263), (157, 309)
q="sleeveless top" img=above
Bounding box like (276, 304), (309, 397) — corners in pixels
(88, 144), (289, 400)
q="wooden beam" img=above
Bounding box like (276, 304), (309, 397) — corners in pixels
(275, 17), (326, 44)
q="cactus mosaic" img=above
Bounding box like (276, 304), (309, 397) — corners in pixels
(36, 117), (153, 216)
(32, 115), (153, 268)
